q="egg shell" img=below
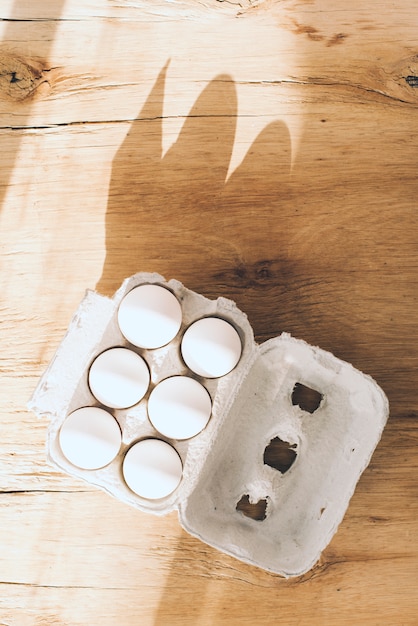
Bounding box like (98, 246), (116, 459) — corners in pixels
(88, 347), (150, 409)
(59, 406), (122, 470)
(123, 438), (183, 500)
(181, 317), (242, 378)
(148, 376), (212, 440)
(118, 283), (182, 349)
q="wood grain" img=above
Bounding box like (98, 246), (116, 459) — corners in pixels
(1, 0), (417, 623)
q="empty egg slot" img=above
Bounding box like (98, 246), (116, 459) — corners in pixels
(291, 382), (323, 413)
(236, 494), (268, 521)
(264, 437), (297, 473)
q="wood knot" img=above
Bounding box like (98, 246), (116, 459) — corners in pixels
(214, 259), (280, 290)
(0, 52), (49, 101)
(405, 75), (418, 88)
(380, 55), (418, 104)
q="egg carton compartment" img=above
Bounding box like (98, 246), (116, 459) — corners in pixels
(29, 272), (255, 515)
(29, 272), (389, 575)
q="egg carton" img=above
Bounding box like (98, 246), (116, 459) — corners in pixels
(28, 272), (389, 577)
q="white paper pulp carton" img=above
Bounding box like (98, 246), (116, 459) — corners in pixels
(28, 272), (389, 577)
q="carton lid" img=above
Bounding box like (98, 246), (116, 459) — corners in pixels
(178, 334), (389, 577)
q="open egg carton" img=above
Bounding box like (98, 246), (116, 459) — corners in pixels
(29, 272), (389, 577)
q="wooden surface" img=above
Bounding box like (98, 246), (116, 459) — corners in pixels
(1, 0), (417, 623)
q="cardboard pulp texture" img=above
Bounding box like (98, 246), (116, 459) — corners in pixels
(28, 272), (389, 577)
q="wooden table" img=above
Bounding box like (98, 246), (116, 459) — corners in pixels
(1, 0), (417, 623)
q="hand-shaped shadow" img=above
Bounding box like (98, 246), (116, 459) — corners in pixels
(97, 62), (292, 326)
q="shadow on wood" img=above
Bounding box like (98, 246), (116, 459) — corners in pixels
(96, 61), (292, 317)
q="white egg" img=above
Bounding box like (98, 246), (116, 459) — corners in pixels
(148, 376), (212, 440)
(181, 317), (242, 378)
(122, 439), (183, 500)
(117, 284), (182, 349)
(59, 407), (121, 470)
(88, 347), (150, 409)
